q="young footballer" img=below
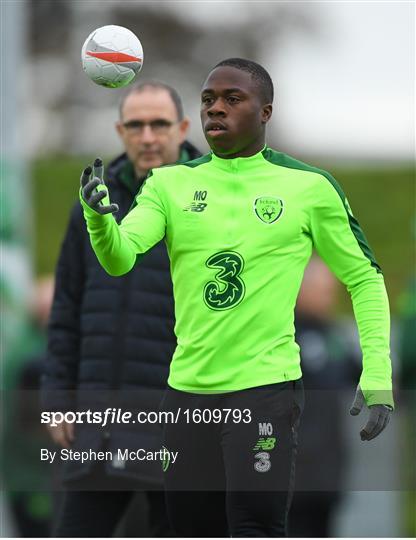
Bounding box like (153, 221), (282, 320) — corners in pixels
(79, 58), (393, 537)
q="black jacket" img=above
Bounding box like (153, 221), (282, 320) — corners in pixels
(42, 141), (201, 485)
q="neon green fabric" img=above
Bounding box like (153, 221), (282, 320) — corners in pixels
(80, 147), (393, 407)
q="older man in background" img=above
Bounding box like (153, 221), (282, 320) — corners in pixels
(42, 81), (201, 537)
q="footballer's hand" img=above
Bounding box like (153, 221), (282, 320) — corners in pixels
(349, 385), (392, 441)
(80, 157), (119, 215)
(46, 420), (74, 449)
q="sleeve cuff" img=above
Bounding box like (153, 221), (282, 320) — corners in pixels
(360, 386), (395, 409)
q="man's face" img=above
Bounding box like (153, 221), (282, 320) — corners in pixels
(116, 89), (190, 177)
(200, 66), (272, 158)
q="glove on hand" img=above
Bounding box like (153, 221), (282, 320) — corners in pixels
(80, 157), (119, 215)
(349, 385), (392, 441)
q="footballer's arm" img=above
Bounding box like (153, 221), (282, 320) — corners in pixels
(310, 174), (394, 410)
(80, 163), (166, 276)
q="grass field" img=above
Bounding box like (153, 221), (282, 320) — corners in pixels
(31, 156), (415, 314)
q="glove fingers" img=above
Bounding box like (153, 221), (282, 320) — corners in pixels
(80, 166), (92, 188)
(93, 157), (104, 184)
(361, 415), (386, 441)
(359, 406), (379, 440)
(371, 415), (390, 439)
(381, 413), (390, 432)
(88, 190), (107, 208)
(360, 407), (391, 441)
(350, 386), (365, 416)
(360, 414), (382, 440)
(97, 203), (119, 215)
(82, 178), (101, 200)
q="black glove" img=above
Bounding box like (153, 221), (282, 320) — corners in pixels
(349, 385), (392, 441)
(80, 157), (119, 215)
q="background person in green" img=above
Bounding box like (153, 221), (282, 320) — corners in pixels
(289, 256), (360, 537)
(80, 58), (394, 537)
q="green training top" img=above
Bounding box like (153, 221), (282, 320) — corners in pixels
(80, 146), (393, 407)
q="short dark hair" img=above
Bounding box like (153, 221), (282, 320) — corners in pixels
(118, 80), (184, 120)
(213, 58), (274, 104)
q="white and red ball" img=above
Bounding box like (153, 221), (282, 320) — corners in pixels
(81, 25), (143, 88)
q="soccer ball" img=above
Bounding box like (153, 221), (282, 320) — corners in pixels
(81, 25), (143, 88)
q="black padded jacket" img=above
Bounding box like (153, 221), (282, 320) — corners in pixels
(41, 141), (201, 485)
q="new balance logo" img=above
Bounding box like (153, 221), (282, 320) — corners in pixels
(183, 202), (207, 212)
(183, 190), (208, 212)
(253, 437), (276, 451)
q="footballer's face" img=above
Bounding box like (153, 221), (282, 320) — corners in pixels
(200, 66), (272, 158)
(116, 89), (190, 179)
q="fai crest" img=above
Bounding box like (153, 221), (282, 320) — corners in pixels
(254, 197), (283, 224)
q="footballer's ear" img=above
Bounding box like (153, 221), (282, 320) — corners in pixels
(178, 116), (190, 143)
(261, 104), (273, 124)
